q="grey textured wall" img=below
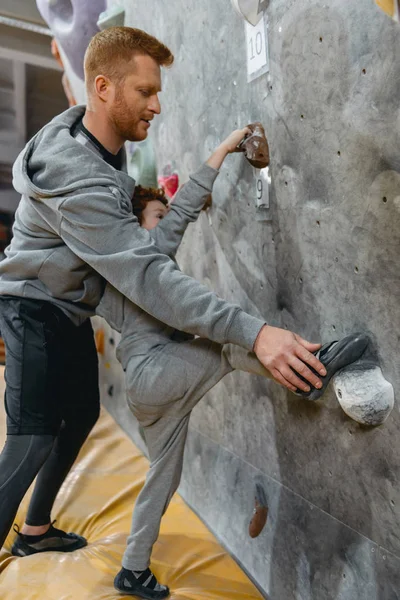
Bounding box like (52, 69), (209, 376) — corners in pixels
(110, 1), (399, 598)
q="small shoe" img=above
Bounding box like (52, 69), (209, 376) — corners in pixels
(114, 567), (170, 599)
(11, 522), (87, 556)
(294, 332), (369, 401)
(239, 122), (270, 169)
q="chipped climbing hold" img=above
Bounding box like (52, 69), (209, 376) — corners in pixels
(333, 364), (394, 426)
(239, 122), (270, 169)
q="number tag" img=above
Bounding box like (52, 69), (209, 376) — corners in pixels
(255, 168), (270, 208)
(255, 167), (271, 221)
(245, 14), (269, 82)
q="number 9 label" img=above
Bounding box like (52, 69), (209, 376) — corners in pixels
(255, 167), (270, 214)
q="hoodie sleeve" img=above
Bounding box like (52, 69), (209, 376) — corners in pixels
(149, 163), (217, 258)
(39, 185), (265, 350)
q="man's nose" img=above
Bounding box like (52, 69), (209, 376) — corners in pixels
(149, 95), (161, 115)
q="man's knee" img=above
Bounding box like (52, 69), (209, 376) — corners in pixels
(0, 434), (55, 490)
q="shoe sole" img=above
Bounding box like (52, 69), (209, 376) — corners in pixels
(114, 583), (170, 599)
(295, 333), (369, 401)
(11, 537), (87, 557)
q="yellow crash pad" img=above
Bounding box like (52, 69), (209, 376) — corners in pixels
(0, 368), (263, 599)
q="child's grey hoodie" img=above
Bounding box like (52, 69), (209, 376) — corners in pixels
(96, 163), (249, 370)
(0, 105), (264, 350)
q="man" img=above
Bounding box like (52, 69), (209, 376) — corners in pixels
(0, 26), (325, 569)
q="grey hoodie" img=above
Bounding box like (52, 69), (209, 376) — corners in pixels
(0, 105), (264, 350)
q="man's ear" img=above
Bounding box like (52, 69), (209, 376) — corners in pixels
(94, 74), (112, 102)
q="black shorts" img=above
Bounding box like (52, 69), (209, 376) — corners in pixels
(0, 296), (99, 435)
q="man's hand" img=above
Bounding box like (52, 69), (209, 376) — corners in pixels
(254, 325), (327, 392)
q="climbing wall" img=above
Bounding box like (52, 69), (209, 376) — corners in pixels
(35, 0), (400, 597)
(108, 1), (399, 598)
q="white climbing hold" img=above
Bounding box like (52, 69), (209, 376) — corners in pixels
(231, 0), (264, 26)
(333, 366), (394, 426)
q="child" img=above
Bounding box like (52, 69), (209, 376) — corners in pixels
(96, 128), (273, 599)
(98, 127), (368, 598)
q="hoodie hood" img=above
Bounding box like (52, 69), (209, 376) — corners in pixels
(13, 105), (135, 200)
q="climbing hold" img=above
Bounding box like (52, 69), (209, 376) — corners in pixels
(158, 168), (179, 199)
(249, 481), (268, 538)
(36, 0), (106, 80)
(95, 328), (105, 355)
(333, 364), (394, 426)
(127, 139), (158, 188)
(239, 122), (270, 169)
(231, 0), (267, 26)
(201, 194), (213, 211)
(293, 333), (369, 401)
(97, 5), (125, 30)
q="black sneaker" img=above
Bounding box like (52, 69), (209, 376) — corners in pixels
(11, 522), (87, 556)
(293, 333), (369, 401)
(114, 567), (170, 599)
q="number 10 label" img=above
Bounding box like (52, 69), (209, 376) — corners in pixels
(245, 14), (269, 82)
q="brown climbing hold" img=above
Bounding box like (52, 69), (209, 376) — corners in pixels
(201, 193), (213, 211)
(239, 122), (270, 169)
(249, 481), (268, 538)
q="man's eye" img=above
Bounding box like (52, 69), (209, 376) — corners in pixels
(157, 214), (164, 220)
(140, 90), (149, 97)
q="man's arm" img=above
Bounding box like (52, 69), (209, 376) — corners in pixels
(44, 186), (264, 350)
(35, 151), (325, 393)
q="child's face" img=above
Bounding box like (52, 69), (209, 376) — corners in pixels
(141, 200), (169, 230)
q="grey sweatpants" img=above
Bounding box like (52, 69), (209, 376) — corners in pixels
(122, 338), (270, 570)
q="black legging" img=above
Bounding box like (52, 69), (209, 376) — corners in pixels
(0, 405), (99, 548)
(27, 407), (99, 525)
(0, 298), (100, 549)
(0, 434), (54, 548)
